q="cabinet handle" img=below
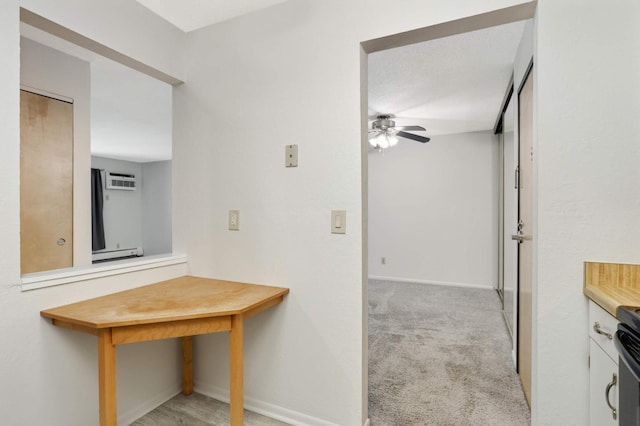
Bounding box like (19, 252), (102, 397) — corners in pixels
(594, 322), (613, 340)
(605, 372), (617, 420)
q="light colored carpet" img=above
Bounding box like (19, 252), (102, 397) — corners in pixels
(368, 279), (531, 426)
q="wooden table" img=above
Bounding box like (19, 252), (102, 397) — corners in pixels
(40, 276), (289, 426)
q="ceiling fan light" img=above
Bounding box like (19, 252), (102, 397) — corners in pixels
(368, 132), (380, 148)
(387, 133), (399, 147)
(376, 132), (390, 149)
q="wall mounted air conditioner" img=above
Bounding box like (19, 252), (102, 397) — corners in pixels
(106, 171), (136, 190)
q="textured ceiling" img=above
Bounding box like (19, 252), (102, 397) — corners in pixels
(368, 20), (527, 137)
(136, 0), (290, 32)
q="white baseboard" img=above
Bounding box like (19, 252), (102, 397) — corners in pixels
(118, 386), (181, 425)
(368, 275), (495, 290)
(364, 418), (371, 426)
(195, 383), (341, 426)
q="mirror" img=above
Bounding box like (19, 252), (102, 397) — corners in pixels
(20, 21), (172, 274)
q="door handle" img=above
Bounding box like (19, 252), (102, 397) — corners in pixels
(511, 220), (531, 243)
(593, 322), (613, 340)
(511, 232), (531, 243)
(57, 238), (66, 246)
(605, 372), (617, 420)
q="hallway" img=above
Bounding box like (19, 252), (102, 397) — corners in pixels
(368, 280), (530, 425)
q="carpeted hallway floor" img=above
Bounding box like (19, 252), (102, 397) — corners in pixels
(368, 279), (531, 426)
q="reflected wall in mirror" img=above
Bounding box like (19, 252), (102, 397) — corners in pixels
(20, 24), (172, 274)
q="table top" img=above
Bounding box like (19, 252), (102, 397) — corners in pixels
(41, 276), (289, 329)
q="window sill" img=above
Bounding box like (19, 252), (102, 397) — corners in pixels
(20, 253), (187, 292)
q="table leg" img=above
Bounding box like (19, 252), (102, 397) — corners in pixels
(229, 315), (244, 426)
(182, 336), (193, 395)
(98, 329), (117, 426)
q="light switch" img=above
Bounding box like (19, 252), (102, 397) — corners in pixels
(331, 210), (346, 234)
(229, 210), (240, 231)
(285, 144), (298, 167)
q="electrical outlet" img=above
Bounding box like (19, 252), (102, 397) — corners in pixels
(229, 210), (240, 231)
(285, 144), (298, 167)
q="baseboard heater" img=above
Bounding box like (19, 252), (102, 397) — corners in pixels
(92, 247), (143, 263)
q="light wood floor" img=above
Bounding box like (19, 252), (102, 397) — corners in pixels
(130, 392), (290, 426)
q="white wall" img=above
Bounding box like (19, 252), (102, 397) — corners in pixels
(21, 37), (92, 267)
(0, 2), (187, 425)
(368, 131), (500, 288)
(20, 0), (186, 81)
(141, 160), (172, 255)
(6, 1), (603, 426)
(91, 156), (143, 252)
(533, 1), (640, 425)
(91, 157), (172, 256)
(173, 5), (366, 423)
(174, 2), (533, 425)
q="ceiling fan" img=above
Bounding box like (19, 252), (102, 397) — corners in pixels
(368, 114), (430, 150)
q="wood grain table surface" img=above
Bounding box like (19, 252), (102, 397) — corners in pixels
(41, 275), (289, 426)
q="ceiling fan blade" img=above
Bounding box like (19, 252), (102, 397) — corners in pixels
(397, 131), (430, 143)
(394, 125), (426, 131)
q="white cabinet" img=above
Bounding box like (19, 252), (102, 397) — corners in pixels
(589, 301), (619, 426)
(590, 339), (619, 425)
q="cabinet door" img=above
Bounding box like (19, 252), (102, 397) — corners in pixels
(590, 339), (619, 426)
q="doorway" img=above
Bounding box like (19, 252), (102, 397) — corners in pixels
(365, 5), (536, 422)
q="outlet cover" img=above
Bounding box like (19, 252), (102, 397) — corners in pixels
(285, 144), (298, 167)
(229, 210), (240, 231)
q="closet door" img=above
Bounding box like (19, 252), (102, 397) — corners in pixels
(20, 90), (73, 274)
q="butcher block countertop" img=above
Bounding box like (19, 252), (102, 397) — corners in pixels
(584, 262), (640, 317)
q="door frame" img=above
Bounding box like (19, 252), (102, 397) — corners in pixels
(515, 58), (534, 402)
(361, 5), (538, 422)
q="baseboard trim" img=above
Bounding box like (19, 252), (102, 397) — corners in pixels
(368, 275), (495, 290)
(364, 418), (371, 426)
(195, 383), (341, 426)
(118, 386), (181, 425)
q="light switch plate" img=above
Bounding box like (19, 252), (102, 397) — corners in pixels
(229, 210), (240, 231)
(331, 210), (346, 234)
(285, 144), (298, 167)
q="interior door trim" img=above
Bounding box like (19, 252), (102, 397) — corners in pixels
(515, 56), (534, 375)
(20, 85), (73, 104)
